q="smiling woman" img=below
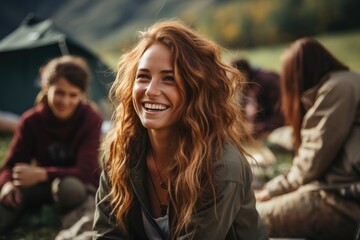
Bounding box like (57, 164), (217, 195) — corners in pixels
(93, 20), (266, 239)
(0, 55), (103, 234)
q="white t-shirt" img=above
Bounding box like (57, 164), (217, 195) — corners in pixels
(142, 210), (170, 240)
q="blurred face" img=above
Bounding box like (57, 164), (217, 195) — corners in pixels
(46, 77), (82, 120)
(132, 43), (181, 133)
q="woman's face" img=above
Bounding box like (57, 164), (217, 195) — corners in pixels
(46, 77), (82, 120)
(132, 43), (181, 133)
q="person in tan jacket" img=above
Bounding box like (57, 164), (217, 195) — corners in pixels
(255, 37), (360, 239)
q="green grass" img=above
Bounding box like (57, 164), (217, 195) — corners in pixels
(0, 134), (12, 162)
(0, 206), (61, 240)
(224, 30), (360, 72)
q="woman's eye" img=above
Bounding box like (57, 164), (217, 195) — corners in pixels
(164, 76), (175, 81)
(70, 93), (80, 98)
(136, 74), (149, 79)
(55, 90), (65, 97)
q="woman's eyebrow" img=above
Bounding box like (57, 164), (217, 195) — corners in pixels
(137, 69), (173, 74)
(161, 70), (174, 74)
(137, 68), (150, 72)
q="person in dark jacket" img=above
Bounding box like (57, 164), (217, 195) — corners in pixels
(92, 20), (265, 240)
(0, 55), (103, 233)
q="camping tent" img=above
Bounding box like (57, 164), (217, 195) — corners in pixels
(0, 14), (114, 118)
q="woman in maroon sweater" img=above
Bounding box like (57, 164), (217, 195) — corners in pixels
(0, 55), (103, 233)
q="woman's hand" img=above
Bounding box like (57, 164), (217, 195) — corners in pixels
(0, 181), (22, 208)
(12, 163), (47, 187)
(255, 189), (272, 202)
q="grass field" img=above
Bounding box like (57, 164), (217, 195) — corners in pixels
(224, 29), (360, 72)
(0, 134), (12, 162)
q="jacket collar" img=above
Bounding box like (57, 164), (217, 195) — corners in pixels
(130, 146), (151, 210)
(301, 72), (332, 111)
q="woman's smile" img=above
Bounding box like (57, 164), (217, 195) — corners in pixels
(143, 102), (169, 111)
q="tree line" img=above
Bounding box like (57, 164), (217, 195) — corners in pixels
(183, 0), (360, 48)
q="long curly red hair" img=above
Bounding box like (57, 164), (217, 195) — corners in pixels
(102, 19), (250, 237)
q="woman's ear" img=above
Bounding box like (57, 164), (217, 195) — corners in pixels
(43, 86), (49, 95)
(80, 93), (87, 104)
(34, 89), (47, 105)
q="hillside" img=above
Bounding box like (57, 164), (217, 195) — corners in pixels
(1, 0), (359, 63)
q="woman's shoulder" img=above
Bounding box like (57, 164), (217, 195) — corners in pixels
(313, 71), (360, 105)
(79, 101), (103, 123)
(330, 70), (360, 78)
(213, 142), (252, 184)
(19, 105), (44, 125)
(324, 70), (360, 89)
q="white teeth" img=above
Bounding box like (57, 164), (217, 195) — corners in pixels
(144, 103), (167, 110)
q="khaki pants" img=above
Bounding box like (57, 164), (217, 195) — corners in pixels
(257, 189), (359, 239)
(0, 177), (87, 233)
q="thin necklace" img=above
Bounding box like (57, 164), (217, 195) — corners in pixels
(147, 168), (168, 217)
(151, 149), (168, 189)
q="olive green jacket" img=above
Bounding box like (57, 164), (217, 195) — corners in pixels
(93, 143), (266, 239)
(265, 70), (360, 198)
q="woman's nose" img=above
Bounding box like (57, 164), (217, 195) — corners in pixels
(60, 94), (71, 105)
(146, 79), (161, 96)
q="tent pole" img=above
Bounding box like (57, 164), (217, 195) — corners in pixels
(58, 38), (70, 55)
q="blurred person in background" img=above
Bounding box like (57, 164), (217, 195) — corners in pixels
(231, 58), (286, 190)
(255, 37), (360, 239)
(0, 55), (103, 234)
(93, 20), (265, 239)
(231, 58), (284, 139)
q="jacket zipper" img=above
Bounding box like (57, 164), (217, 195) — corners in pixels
(130, 176), (168, 240)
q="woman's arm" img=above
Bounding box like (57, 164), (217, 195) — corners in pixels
(178, 144), (264, 239)
(0, 115), (35, 189)
(265, 77), (357, 196)
(93, 171), (129, 240)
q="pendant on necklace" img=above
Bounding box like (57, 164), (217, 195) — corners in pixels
(160, 182), (168, 189)
(160, 203), (168, 217)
